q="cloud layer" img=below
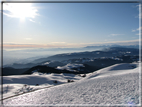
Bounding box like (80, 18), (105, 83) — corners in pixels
(3, 39), (141, 49)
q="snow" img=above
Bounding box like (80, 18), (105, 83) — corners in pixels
(2, 73), (82, 99)
(2, 63), (141, 106)
(85, 63), (139, 79)
(126, 52), (131, 53)
(42, 62), (50, 65)
(56, 63), (84, 72)
(32, 69), (38, 73)
(111, 57), (123, 61)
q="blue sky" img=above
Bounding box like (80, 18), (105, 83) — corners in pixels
(3, 2), (140, 49)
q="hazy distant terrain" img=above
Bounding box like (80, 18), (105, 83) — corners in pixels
(3, 46), (105, 65)
(3, 45), (139, 65)
(3, 46), (140, 76)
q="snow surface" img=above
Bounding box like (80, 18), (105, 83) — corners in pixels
(57, 63), (84, 72)
(2, 73), (82, 99)
(84, 63), (139, 79)
(42, 62), (50, 65)
(2, 63), (141, 106)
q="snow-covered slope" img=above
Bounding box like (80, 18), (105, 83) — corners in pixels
(3, 63), (141, 106)
(85, 63), (139, 79)
(2, 73), (82, 99)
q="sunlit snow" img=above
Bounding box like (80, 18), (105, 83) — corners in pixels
(57, 63), (84, 72)
(2, 63), (141, 106)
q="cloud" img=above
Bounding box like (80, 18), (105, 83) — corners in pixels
(108, 34), (124, 37)
(3, 43), (70, 48)
(24, 38), (32, 40)
(137, 27), (142, 31)
(29, 19), (35, 23)
(135, 14), (142, 18)
(107, 39), (140, 46)
(3, 39), (141, 49)
(134, 4), (142, 18)
(111, 34), (124, 36)
(3, 43), (50, 48)
(3, 12), (15, 17)
(135, 34), (139, 35)
(3, 42), (15, 44)
(79, 39), (140, 46)
(132, 27), (142, 32)
(51, 42), (66, 44)
(132, 29), (136, 32)
(104, 39), (113, 41)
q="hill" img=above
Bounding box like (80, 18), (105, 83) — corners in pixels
(3, 63), (140, 106)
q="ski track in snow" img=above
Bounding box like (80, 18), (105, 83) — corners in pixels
(2, 63), (141, 106)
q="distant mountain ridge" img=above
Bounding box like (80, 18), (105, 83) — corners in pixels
(3, 47), (139, 70)
(3, 46), (140, 76)
(42, 47), (139, 62)
(84, 45), (139, 49)
(22, 64), (99, 75)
